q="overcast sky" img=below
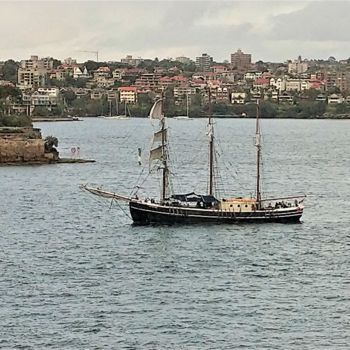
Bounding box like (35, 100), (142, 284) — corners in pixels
(1, 0), (350, 63)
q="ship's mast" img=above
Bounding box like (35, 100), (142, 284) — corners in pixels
(161, 95), (168, 202)
(255, 99), (262, 208)
(208, 89), (214, 196)
(186, 93), (189, 117)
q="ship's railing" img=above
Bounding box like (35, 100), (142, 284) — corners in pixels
(260, 195), (305, 209)
(261, 195), (306, 202)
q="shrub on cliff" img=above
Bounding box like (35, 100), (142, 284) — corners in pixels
(0, 114), (32, 127)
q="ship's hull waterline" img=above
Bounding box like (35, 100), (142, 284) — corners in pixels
(129, 201), (303, 225)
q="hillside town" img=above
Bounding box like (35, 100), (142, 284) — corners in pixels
(1, 49), (350, 122)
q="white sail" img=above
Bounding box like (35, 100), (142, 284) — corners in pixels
(149, 145), (163, 162)
(153, 128), (167, 143)
(255, 133), (261, 147)
(149, 99), (163, 120)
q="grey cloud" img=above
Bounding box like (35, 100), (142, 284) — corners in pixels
(269, 1), (350, 42)
(1, 1), (349, 62)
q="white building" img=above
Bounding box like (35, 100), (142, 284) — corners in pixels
(270, 77), (286, 92)
(328, 94), (344, 104)
(73, 66), (89, 79)
(118, 87), (137, 103)
(231, 92), (246, 104)
(288, 56), (308, 75)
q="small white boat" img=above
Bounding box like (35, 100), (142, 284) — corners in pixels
(173, 115), (193, 120)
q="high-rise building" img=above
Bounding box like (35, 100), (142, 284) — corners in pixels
(17, 56), (52, 89)
(230, 49), (251, 71)
(288, 56), (308, 75)
(195, 53), (213, 72)
(121, 55), (143, 67)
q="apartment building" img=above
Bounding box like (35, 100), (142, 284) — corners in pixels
(17, 69), (47, 89)
(230, 49), (251, 71)
(335, 71), (350, 92)
(135, 73), (161, 90)
(121, 55), (143, 67)
(288, 56), (308, 75)
(118, 86), (137, 103)
(17, 55), (53, 89)
(212, 87), (230, 102)
(173, 86), (196, 100)
(20, 55), (53, 70)
(195, 53), (213, 72)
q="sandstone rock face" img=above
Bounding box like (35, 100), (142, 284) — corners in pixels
(0, 127), (58, 164)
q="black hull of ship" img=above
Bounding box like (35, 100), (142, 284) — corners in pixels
(129, 201), (303, 225)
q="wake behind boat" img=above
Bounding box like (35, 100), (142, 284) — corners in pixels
(82, 94), (305, 225)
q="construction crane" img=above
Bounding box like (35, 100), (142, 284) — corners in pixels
(78, 50), (99, 62)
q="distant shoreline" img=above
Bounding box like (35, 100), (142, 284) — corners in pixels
(32, 117), (81, 122)
(32, 115), (350, 121)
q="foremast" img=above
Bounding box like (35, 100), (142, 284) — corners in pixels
(255, 99), (262, 208)
(208, 89), (214, 196)
(149, 97), (169, 203)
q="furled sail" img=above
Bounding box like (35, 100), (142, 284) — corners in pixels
(153, 128), (167, 143)
(149, 145), (164, 162)
(149, 99), (163, 120)
(255, 133), (261, 147)
(79, 184), (131, 202)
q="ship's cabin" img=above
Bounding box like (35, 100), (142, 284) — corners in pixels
(165, 192), (219, 209)
(220, 198), (257, 212)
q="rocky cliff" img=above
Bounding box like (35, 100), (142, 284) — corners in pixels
(0, 127), (59, 164)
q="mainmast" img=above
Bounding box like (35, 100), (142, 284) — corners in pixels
(186, 93), (189, 117)
(161, 97), (168, 202)
(255, 99), (262, 208)
(208, 89), (214, 196)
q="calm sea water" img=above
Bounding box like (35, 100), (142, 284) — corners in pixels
(0, 118), (349, 349)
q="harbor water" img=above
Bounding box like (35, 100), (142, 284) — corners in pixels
(0, 118), (349, 349)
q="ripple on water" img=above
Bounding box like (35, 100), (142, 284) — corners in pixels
(0, 119), (349, 349)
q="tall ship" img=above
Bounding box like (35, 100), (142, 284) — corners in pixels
(82, 95), (305, 224)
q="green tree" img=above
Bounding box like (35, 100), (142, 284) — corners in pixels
(62, 90), (77, 105)
(2, 60), (18, 82)
(0, 114), (32, 127)
(44, 136), (58, 152)
(335, 103), (350, 114)
(302, 88), (319, 101)
(0, 85), (21, 100)
(260, 101), (277, 118)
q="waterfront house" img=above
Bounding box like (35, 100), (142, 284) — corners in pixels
(327, 94), (344, 104)
(231, 92), (246, 104)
